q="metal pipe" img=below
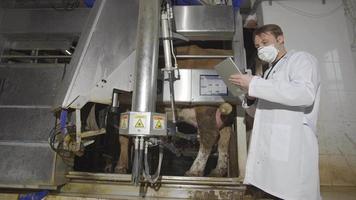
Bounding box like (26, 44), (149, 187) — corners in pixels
(161, 4), (177, 124)
(167, 72), (177, 123)
(112, 91), (119, 108)
(175, 55), (233, 59)
(131, 0), (161, 112)
(162, 12), (173, 70)
(132, 137), (140, 185)
(138, 137), (144, 183)
(0, 55), (72, 59)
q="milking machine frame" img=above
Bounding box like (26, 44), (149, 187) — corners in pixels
(45, 0), (248, 192)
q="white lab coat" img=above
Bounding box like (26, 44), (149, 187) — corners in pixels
(244, 50), (321, 200)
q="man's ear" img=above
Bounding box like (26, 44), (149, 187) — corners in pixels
(277, 35), (285, 44)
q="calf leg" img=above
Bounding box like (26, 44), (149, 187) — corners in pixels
(114, 135), (129, 174)
(209, 126), (232, 177)
(185, 136), (213, 176)
(185, 129), (219, 176)
(184, 107), (220, 176)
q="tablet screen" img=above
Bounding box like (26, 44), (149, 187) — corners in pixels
(199, 75), (228, 96)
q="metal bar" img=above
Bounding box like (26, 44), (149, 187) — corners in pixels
(176, 55), (233, 59)
(66, 172), (243, 186)
(68, 180), (242, 188)
(75, 109), (81, 151)
(0, 55), (71, 59)
(80, 128), (106, 138)
(67, 171), (241, 183)
(0, 141), (49, 147)
(0, 105), (52, 109)
(131, 0), (160, 112)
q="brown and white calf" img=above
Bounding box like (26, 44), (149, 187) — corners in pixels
(177, 103), (235, 177)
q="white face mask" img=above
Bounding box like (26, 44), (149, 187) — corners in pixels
(257, 45), (279, 63)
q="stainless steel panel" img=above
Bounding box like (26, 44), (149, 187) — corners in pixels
(0, 64), (65, 106)
(163, 69), (237, 105)
(174, 6), (234, 40)
(0, 107), (54, 141)
(0, 63), (67, 189)
(54, 0), (139, 109)
(0, 144), (59, 188)
(0, 8), (89, 35)
(89, 51), (136, 105)
(162, 69), (192, 104)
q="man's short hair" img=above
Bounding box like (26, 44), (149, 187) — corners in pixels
(253, 24), (284, 39)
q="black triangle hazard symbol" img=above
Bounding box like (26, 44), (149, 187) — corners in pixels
(155, 120), (162, 129)
(135, 119), (144, 128)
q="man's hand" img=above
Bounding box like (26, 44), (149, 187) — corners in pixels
(229, 74), (253, 93)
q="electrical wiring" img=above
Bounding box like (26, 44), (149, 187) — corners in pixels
(48, 125), (75, 166)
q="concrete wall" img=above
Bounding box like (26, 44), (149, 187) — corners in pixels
(259, 0), (356, 186)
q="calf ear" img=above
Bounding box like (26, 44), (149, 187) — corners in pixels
(219, 103), (232, 115)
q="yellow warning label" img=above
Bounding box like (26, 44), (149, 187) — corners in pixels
(120, 120), (127, 129)
(135, 119), (145, 128)
(120, 115), (128, 129)
(155, 120), (162, 129)
(153, 116), (164, 130)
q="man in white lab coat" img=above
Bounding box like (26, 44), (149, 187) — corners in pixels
(229, 24), (321, 200)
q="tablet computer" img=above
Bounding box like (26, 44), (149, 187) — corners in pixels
(214, 57), (244, 97)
